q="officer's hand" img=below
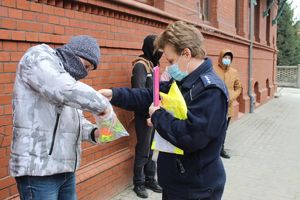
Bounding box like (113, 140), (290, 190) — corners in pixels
(146, 118), (153, 127)
(98, 89), (112, 101)
(149, 102), (161, 117)
(160, 70), (171, 81)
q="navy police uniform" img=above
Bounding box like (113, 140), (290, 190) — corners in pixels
(111, 58), (228, 200)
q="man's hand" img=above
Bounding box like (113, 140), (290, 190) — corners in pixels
(97, 106), (112, 119)
(94, 129), (100, 141)
(98, 89), (113, 101)
(149, 102), (161, 117)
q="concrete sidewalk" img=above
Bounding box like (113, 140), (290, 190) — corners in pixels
(111, 87), (300, 200)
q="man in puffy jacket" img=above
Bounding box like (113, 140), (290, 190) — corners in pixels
(10, 35), (112, 200)
(214, 49), (242, 159)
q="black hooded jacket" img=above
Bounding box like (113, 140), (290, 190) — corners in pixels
(131, 35), (162, 89)
(141, 35), (162, 67)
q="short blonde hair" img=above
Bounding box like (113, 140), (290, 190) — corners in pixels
(155, 21), (206, 59)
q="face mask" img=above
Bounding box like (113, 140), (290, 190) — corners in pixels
(222, 58), (231, 66)
(167, 63), (188, 81)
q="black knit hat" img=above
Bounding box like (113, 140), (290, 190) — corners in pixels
(66, 35), (100, 70)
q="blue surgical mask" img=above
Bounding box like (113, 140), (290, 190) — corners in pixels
(222, 58), (231, 66)
(167, 63), (188, 81)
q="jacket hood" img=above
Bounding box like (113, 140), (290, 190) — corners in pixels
(141, 35), (163, 67)
(218, 49), (233, 70)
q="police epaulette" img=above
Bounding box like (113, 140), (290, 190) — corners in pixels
(200, 73), (218, 88)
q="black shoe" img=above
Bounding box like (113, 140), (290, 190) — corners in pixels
(133, 185), (148, 198)
(221, 149), (230, 159)
(145, 179), (162, 193)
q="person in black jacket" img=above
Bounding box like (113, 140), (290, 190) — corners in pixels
(131, 35), (163, 198)
(100, 21), (228, 200)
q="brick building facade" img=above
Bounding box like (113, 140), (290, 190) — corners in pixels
(0, 0), (277, 199)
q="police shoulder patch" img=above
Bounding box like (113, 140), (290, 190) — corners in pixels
(200, 74), (217, 88)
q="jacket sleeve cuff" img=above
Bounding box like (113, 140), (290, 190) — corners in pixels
(90, 128), (98, 143)
(151, 108), (166, 126)
(111, 88), (120, 105)
(81, 118), (98, 144)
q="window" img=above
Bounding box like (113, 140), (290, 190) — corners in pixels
(197, 0), (210, 21)
(235, 0), (246, 36)
(266, 0), (272, 45)
(235, 0), (240, 30)
(254, 0), (261, 42)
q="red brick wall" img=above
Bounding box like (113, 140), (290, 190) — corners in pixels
(0, 0), (277, 199)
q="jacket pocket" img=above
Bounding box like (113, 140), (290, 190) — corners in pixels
(48, 113), (60, 155)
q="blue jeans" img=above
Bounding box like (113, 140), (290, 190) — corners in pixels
(15, 172), (77, 200)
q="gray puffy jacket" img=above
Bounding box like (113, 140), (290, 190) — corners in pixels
(10, 44), (111, 177)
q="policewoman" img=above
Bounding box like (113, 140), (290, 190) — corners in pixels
(100, 21), (228, 200)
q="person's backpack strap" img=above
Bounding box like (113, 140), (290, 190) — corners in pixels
(132, 57), (153, 75)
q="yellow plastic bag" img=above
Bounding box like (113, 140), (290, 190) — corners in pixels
(151, 81), (187, 155)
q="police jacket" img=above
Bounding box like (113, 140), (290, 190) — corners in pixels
(110, 58), (228, 199)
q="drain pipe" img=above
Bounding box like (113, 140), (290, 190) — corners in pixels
(248, 0), (255, 113)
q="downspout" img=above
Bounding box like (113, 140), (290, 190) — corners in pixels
(248, 0), (255, 113)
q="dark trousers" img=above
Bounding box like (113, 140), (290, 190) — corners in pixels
(162, 189), (223, 200)
(222, 117), (231, 150)
(133, 114), (156, 185)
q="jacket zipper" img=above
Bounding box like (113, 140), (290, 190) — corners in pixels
(74, 112), (81, 171)
(49, 113), (60, 155)
(176, 157), (185, 174)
